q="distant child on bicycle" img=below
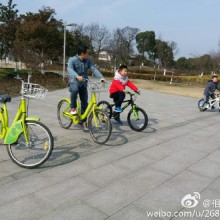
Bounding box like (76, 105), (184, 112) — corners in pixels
(203, 74), (220, 107)
(109, 65), (140, 123)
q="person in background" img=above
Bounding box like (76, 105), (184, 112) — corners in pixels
(202, 74), (220, 110)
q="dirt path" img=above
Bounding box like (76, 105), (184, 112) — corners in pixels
(130, 79), (204, 98)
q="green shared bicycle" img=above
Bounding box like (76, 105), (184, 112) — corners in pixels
(0, 77), (54, 168)
(57, 80), (112, 144)
(98, 91), (148, 132)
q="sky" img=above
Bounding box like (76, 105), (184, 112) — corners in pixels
(1, 0), (220, 59)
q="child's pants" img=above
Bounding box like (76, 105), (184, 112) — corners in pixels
(110, 92), (125, 108)
(203, 93), (215, 103)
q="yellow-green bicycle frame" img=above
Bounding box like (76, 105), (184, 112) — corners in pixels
(60, 90), (102, 126)
(0, 98), (39, 144)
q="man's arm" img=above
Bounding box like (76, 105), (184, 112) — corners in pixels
(67, 57), (79, 80)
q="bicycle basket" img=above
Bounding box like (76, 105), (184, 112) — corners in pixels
(21, 82), (48, 99)
(88, 82), (109, 93)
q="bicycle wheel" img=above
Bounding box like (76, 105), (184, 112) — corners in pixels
(57, 99), (73, 129)
(88, 109), (112, 144)
(97, 101), (113, 118)
(127, 107), (148, 132)
(198, 98), (207, 112)
(7, 120), (54, 168)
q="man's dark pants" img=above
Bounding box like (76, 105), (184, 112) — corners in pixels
(70, 82), (88, 122)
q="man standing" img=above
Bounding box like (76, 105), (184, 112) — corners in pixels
(67, 45), (105, 130)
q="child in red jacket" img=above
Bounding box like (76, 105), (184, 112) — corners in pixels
(109, 65), (140, 116)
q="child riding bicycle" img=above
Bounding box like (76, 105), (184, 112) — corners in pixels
(109, 65), (140, 123)
(202, 74), (220, 109)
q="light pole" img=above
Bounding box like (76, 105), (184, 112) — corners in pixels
(63, 22), (77, 80)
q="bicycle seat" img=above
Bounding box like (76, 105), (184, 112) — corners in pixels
(0, 94), (11, 103)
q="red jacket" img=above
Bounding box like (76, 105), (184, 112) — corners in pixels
(109, 79), (138, 94)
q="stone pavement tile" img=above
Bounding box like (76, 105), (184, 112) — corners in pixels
(0, 175), (15, 185)
(190, 115), (220, 127)
(134, 185), (184, 220)
(209, 177), (220, 193)
(140, 144), (175, 161)
(162, 170), (213, 195)
(0, 146), (11, 161)
(187, 158), (220, 179)
(156, 127), (193, 142)
(112, 152), (155, 172)
(0, 173), (56, 206)
(0, 160), (24, 178)
(0, 194), (53, 220)
(107, 204), (162, 220)
(40, 201), (107, 220)
(39, 159), (92, 183)
(35, 176), (99, 209)
(79, 150), (122, 169)
(190, 126), (219, 138)
(197, 126), (220, 137)
(150, 149), (206, 175)
(84, 168), (172, 216)
(80, 163), (131, 187)
(158, 133), (219, 153)
(109, 136), (165, 157)
(172, 189), (220, 220)
(206, 149), (220, 163)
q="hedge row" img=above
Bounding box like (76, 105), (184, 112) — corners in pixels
(102, 70), (210, 86)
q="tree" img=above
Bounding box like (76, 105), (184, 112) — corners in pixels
(14, 7), (63, 70)
(169, 41), (179, 57)
(155, 39), (174, 67)
(0, 0), (19, 60)
(176, 57), (190, 71)
(66, 27), (92, 57)
(84, 23), (110, 58)
(107, 26), (139, 66)
(136, 31), (156, 61)
(193, 54), (214, 72)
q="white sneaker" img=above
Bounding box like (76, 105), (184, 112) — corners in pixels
(70, 108), (77, 115)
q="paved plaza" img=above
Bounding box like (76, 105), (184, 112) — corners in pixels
(0, 84), (220, 220)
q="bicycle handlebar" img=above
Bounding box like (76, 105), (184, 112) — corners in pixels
(125, 91), (140, 96)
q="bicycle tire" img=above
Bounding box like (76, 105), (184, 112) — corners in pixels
(7, 120), (54, 168)
(97, 101), (113, 118)
(88, 109), (112, 144)
(198, 98), (207, 112)
(57, 99), (73, 129)
(127, 107), (148, 132)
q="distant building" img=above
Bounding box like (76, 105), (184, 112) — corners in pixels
(96, 51), (112, 70)
(98, 51), (111, 62)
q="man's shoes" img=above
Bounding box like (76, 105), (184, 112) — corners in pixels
(115, 107), (123, 113)
(79, 122), (89, 131)
(114, 117), (123, 124)
(70, 108), (77, 115)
